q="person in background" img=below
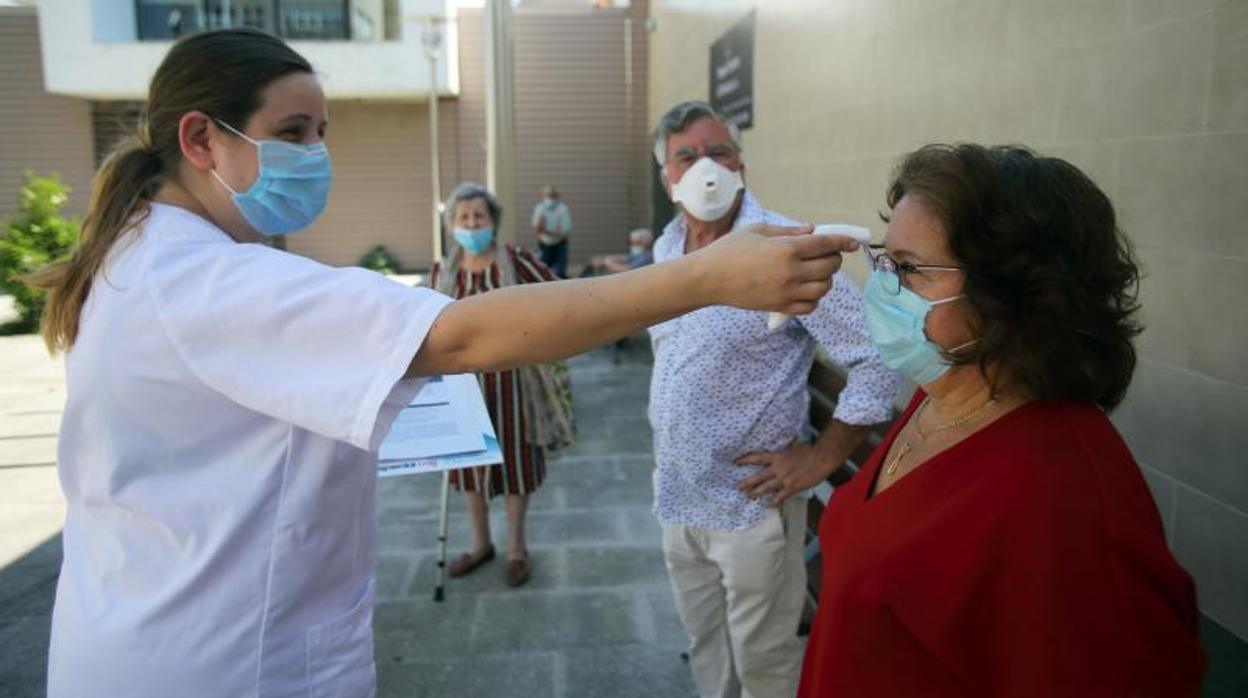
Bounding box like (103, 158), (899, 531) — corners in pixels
(584, 227), (655, 276)
(531, 184), (573, 278)
(796, 144), (1205, 697)
(27, 29), (857, 698)
(429, 182), (568, 588)
(647, 100), (901, 698)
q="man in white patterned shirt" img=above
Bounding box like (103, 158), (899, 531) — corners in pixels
(647, 101), (900, 698)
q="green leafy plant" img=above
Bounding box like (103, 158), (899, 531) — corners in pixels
(0, 171), (80, 332)
(358, 244), (401, 275)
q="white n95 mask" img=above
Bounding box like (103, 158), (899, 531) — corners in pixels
(671, 157), (744, 222)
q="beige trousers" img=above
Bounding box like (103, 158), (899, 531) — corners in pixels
(661, 497), (808, 698)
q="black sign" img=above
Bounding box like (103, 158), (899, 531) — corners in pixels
(709, 10), (756, 130)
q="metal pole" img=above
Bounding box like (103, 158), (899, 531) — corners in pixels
(484, 0), (516, 246)
(424, 19), (445, 261)
(434, 470), (450, 602)
(624, 14), (634, 228)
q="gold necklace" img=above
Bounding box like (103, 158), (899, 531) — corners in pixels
(882, 397), (998, 478)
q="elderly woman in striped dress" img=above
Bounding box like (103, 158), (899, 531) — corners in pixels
(428, 183), (574, 587)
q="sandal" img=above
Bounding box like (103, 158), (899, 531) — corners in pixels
(505, 555), (530, 587)
(448, 544), (495, 578)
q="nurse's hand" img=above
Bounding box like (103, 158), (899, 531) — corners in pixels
(692, 224), (853, 315)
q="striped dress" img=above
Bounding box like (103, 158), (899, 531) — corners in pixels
(430, 246), (557, 497)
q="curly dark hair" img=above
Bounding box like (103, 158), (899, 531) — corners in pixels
(885, 144), (1143, 411)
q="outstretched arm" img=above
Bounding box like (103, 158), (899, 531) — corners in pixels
(408, 225), (859, 376)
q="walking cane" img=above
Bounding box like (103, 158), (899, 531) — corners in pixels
(434, 469), (451, 602)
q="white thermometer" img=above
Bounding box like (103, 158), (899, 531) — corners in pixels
(767, 224), (872, 331)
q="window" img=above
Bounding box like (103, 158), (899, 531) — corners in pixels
(135, 1), (353, 41)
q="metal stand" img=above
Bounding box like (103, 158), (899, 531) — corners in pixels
(433, 470), (451, 602)
(422, 17), (445, 261)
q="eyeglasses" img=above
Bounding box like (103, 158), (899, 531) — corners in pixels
(864, 244), (964, 294)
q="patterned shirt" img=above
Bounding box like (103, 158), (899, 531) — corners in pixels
(648, 192), (901, 532)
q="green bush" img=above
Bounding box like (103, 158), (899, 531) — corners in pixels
(0, 171), (80, 332)
(358, 244), (401, 275)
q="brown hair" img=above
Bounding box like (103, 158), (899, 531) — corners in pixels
(26, 29), (312, 352)
(886, 144), (1143, 411)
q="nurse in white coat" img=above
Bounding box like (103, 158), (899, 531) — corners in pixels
(28, 29), (858, 698)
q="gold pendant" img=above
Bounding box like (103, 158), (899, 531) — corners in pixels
(884, 439), (912, 476)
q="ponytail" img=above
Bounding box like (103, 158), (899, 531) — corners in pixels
(22, 28), (313, 353)
(27, 137), (163, 352)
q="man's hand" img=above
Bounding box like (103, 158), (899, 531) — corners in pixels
(735, 441), (839, 507)
(735, 420), (873, 507)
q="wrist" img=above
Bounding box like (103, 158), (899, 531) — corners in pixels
(812, 421), (871, 472)
(678, 250), (722, 309)
(807, 439), (848, 475)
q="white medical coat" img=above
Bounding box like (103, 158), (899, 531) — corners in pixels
(47, 203), (451, 697)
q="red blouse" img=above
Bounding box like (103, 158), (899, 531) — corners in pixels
(798, 393), (1204, 698)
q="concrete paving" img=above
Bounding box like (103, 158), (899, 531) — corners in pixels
(0, 327), (696, 697)
(0, 331), (68, 698)
(0, 333), (64, 568)
(373, 344), (695, 698)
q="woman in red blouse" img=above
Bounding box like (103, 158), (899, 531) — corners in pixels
(795, 145), (1205, 696)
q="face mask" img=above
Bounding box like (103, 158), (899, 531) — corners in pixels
(629, 245), (647, 256)
(211, 119), (332, 236)
(453, 227), (495, 255)
(670, 157), (744, 222)
(863, 270), (966, 385)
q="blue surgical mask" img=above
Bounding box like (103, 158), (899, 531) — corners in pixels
(453, 227), (495, 255)
(211, 119), (332, 236)
(863, 270), (966, 385)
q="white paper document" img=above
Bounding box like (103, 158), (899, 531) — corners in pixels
(378, 373), (504, 477)
(407, 374), (453, 406)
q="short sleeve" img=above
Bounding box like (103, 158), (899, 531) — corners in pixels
(147, 239), (452, 451)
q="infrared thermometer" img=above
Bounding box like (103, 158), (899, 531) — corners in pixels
(766, 224), (872, 331)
